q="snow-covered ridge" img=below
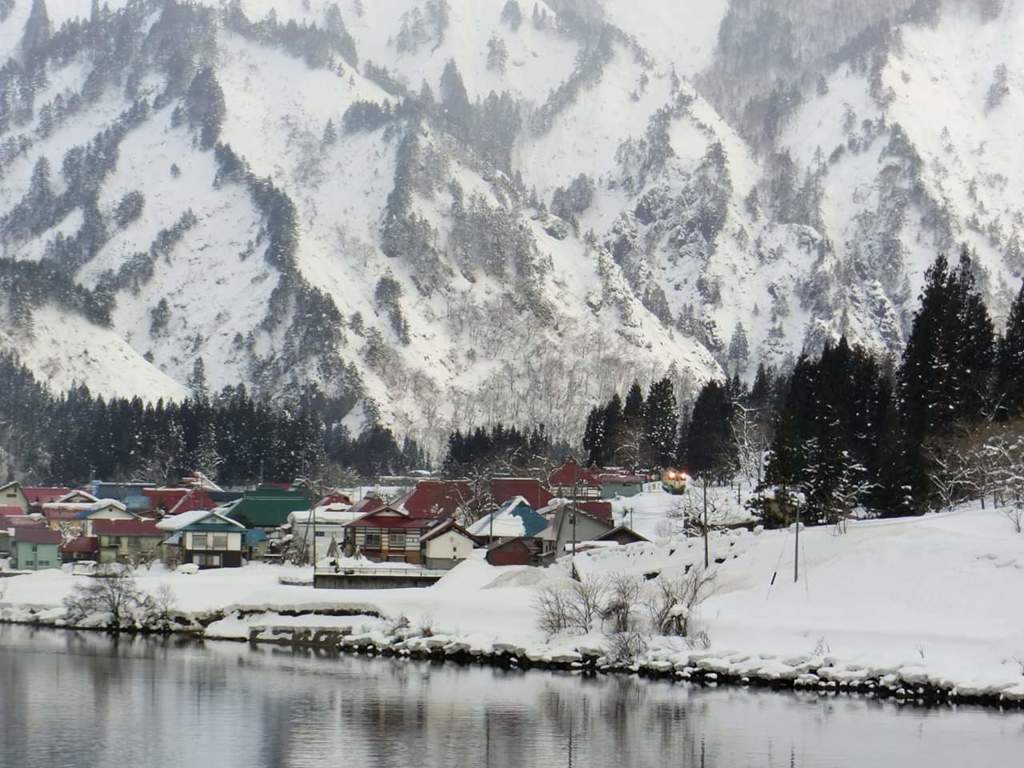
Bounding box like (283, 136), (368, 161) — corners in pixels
(1, 0), (1022, 448)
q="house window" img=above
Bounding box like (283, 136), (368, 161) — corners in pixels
(363, 529), (381, 548)
(211, 533), (228, 550)
(194, 553), (221, 567)
(388, 532), (405, 549)
(192, 533), (209, 550)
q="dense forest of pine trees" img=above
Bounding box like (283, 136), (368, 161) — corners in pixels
(0, 354), (424, 486)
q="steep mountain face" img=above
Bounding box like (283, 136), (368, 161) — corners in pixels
(0, 0), (1021, 453)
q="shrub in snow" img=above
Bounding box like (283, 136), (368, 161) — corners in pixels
(604, 630), (648, 664)
(533, 583), (572, 638)
(176, 564), (199, 575)
(601, 573), (642, 635)
(63, 569), (177, 632)
(644, 567), (716, 637)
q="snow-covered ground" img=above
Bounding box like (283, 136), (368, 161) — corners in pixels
(2, 495), (1024, 699)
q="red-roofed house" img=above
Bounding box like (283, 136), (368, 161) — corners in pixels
(93, 518), (166, 564)
(142, 488), (189, 514)
(347, 494), (387, 518)
(23, 487), (73, 506)
(315, 492), (353, 508)
(394, 480), (473, 519)
(490, 478), (553, 509)
(170, 488), (220, 516)
(0, 515), (45, 556)
(577, 500), (614, 524)
(548, 459), (602, 499)
(345, 506), (445, 565)
(61, 536), (99, 563)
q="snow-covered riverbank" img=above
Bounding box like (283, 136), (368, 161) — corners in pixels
(3, 500), (1024, 706)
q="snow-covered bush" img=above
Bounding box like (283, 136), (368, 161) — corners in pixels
(604, 629), (648, 664)
(644, 567), (717, 637)
(601, 574), (642, 634)
(62, 569), (177, 631)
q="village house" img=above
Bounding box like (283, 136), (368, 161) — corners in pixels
(23, 487), (98, 513)
(93, 519), (167, 565)
(142, 484), (242, 517)
(418, 518), (480, 570)
(490, 477), (553, 509)
(8, 526), (62, 570)
(223, 487), (311, 532)
(392, 479), (473, 519)
(343, 506), (441, 565)
(60, 535), (99, 563)
(467, 496), (549, 545)
(41, 498), (133, 535)
(484, 537), (545, 567)
(76, 500), (135, 534)
(538, 503), (615, 558)
(157, 509), (247, 569)
(596, 472), (648, 499)
(0, 515), (46, 557)
(83, 482), (153, 514)
(595, 526), (651, 546)
(548, 458), (603, 500)
(287, 503), (361, 563)
(0, 480), (29, 517)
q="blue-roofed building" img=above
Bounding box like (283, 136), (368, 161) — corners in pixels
(84, 482), (153, 514)
(467, 496), (548, 543)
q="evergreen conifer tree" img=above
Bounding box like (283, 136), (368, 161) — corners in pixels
(996, 283), (1024, 418)
(642, 378), (678, 467)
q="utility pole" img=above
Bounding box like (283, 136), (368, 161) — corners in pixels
(793, 489), (800, 584)
(571, 508), (577, 557)
(702, 476), (709, 569)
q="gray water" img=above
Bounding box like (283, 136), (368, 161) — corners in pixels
(1, 626), (1022, 768)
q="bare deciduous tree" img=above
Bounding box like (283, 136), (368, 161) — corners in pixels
(533, 583), (572, 638)
(63, 569), (177, 631)
(566, 577), (606, 634)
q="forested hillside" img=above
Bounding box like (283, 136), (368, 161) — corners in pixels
(1, 0), (1022, 460)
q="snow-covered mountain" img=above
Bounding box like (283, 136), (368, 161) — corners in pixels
(1, 0), (1021, 451)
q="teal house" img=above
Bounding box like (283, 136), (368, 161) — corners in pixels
(10, 527), (62, 570)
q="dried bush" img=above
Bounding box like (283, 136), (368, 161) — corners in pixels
(63, 569), (177, 631)
(601, 574), (642, 634)
(604, 630), (648, 664)
(644, 567), (717, 637)
(534, 583), (572, 637)
(566, 577), (606, 634)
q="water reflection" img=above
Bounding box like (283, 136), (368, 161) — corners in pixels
(1, 625), (1022, 768)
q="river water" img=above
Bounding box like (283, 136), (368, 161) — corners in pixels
(1, 625), (1021, 768)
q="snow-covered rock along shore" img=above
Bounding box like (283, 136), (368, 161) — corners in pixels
(2, 503), (1024, 707)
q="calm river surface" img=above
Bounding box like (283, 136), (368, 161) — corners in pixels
(1, 625), (1022, 768)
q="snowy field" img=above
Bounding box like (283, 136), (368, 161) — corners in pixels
(2, 491), (1024, 698)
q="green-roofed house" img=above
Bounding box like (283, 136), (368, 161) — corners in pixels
(224, 487), (311, 533)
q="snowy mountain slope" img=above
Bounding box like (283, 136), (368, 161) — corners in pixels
(1, 0), (1022, 453)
